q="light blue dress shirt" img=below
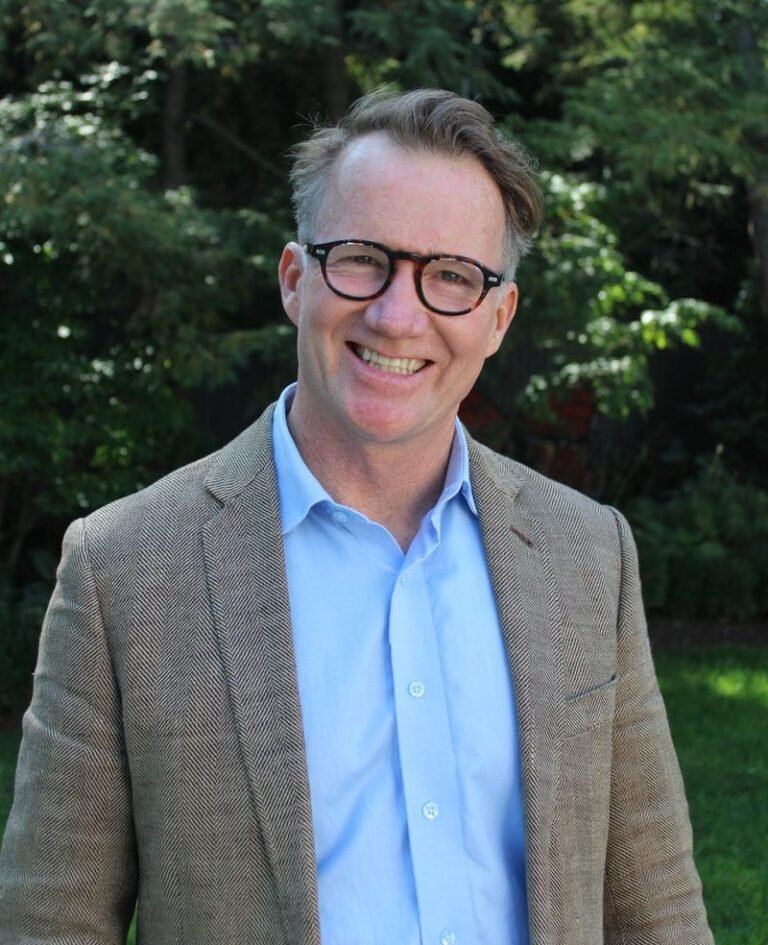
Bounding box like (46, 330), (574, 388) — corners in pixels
(272, 384), (529, 945)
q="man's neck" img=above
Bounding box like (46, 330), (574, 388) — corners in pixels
(286, 410), (455, 552)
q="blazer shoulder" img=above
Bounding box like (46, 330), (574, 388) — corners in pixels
(469, 437), (619, 535)
(468, 436), (633, 602)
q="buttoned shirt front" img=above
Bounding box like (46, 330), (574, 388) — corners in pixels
(272, 384), (529, 945)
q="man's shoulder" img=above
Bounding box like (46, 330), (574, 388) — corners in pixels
(81, 404), (277, 552)
(468, 437), (620, 536)
(468, 438), (629, 599)
(469, 437), (611, 514)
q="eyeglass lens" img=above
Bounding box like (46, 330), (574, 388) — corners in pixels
(323, 243), (486, 313)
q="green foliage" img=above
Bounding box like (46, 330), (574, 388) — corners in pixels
(514, 0), (767, 315)
(656, 646), (768, 945)
(135, 0), (236, 66)
(489, 172), (736, 420)
(560, 0), (767, 181)
(685, 297), (768, 485)
(347, 0), (508, 99)
(0, 81), (289, 574)
(509, 1), (767, 178)
(628, 459), (768, 617)
(0, 0), (764, 697)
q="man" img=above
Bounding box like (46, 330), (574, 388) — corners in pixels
(0, 89), (713, 944)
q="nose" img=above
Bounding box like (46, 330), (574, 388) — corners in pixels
(363, 261), (430, 338)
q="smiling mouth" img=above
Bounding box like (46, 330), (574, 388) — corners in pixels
(351, 344), (427, 375)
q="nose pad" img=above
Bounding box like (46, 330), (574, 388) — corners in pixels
(363, 263), (429, 336)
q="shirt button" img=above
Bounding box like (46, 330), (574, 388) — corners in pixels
(399, 574), (409, 587)
(408, 681), (426, 698)
(440, 930), (456, 945)
(422, 801), (439, 821)
(331, 510), (347, 523)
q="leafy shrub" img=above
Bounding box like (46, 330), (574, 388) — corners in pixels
(490, 172), (737, 424)
(0, 81), (292, 581)
(627, 458), (768, 619)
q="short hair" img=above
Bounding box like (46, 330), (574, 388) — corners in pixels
(289, 88), (543, 277)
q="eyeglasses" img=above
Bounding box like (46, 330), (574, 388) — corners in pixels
(304, 239), (504, 316)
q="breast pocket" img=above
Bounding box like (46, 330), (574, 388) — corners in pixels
(563, 673), (618, 737)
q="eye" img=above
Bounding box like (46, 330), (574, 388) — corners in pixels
(349, 254), (384, 268)
(328, 246), (389, 273)
(435, 268), (468, 284)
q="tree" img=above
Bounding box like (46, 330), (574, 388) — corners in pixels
(477, 170), (734, 496)
(0, 78), (291, 577)
(0, 0), (762, 709)
(518, 0), (768, 321)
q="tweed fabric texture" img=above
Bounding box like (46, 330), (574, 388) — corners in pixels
(0, 405), (713, 944)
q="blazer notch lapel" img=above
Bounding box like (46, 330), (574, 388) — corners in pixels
(470, 444), (568, 943)
(201, 441), (320, 945)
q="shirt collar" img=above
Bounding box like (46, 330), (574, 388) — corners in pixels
(272, 384), (331, 534)
(271, 383), (477, 536)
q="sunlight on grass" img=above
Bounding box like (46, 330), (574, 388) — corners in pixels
(665, 653), (768, 702)
(705, 667), (768, 700)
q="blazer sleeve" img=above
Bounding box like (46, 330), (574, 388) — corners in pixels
(0, 518), (137, 944)
(603, 509), (714, 944)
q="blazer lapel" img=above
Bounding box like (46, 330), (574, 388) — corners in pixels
(201, 407), (320, 945)
(469, 439), (567, 945)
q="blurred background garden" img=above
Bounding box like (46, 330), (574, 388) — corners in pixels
(0, 0), (766, 940)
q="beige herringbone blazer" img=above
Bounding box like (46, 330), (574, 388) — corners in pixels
(0, 405), (713, 944)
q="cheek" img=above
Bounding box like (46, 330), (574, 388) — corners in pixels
(295, 303), (340, 368)
(445, 322), (498, 366)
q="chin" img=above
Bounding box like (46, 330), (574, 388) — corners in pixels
(349, 415), (437, 449)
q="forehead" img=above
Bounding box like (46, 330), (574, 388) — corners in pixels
(317, 132), (506, 263)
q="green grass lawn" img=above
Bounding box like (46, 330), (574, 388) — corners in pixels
(654, 645), (768, 945)
(1, 645), (766, 943)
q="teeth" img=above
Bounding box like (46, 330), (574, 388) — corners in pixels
(355, 345), (426, 375)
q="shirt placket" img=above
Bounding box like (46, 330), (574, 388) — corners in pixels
(388, 555), (477, 945)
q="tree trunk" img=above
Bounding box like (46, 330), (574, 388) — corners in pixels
(3, 495), (39, 576)
(747, 176), (768, 321)
(163, 61), (188, 190)
(0, 478), (7, 561)
(321, 1), (349, 121)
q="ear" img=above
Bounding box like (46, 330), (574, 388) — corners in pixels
(484, 281), (518, 357)
(278, 241), (305, 326)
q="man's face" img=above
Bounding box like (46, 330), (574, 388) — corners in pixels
(279, 132), (518, 454)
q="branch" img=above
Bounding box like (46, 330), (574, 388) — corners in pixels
(188, 114), (286, 179)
